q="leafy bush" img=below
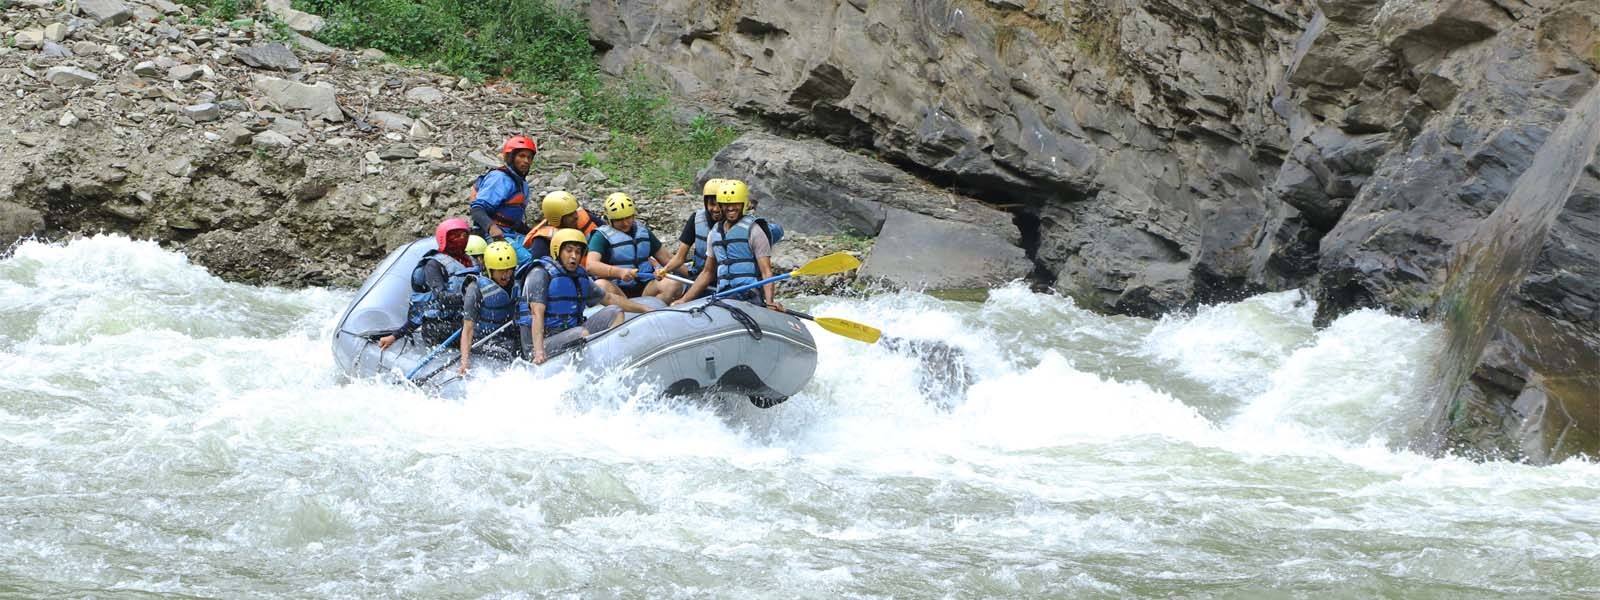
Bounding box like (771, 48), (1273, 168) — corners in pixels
(296, 0), (593, 85)
(176, 0), (243, 20)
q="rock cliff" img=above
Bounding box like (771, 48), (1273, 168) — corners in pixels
(580, 0), (1598, 461)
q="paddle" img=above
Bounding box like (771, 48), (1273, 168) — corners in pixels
(707, 252), (861, 301)
(412, 320), (517, 385)
(784, 307), (971, 405)
(781, 308), (881, 343)
(404, 328), (462, 380)
(663, 271), (881, 344)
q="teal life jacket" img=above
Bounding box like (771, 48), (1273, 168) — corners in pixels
(598, 222), (655, 289)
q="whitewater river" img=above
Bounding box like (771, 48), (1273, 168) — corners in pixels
(2, 236), (1597, 598)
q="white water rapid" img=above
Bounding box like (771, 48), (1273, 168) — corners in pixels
(2, 236), (1596, 598)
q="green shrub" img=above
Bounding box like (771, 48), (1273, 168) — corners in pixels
(295, 0), (593, 85)
(176, 0), (242, 20)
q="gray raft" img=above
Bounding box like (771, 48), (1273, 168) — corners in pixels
(331, 238), (818, 406)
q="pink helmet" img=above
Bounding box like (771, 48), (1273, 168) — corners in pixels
(434, 217), (470, 252)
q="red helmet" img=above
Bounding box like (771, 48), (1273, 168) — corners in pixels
(434, 217), (469, 252)
(501, 135), (537, 159)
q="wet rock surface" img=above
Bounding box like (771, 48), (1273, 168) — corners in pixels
(583, 0), (1599, 460)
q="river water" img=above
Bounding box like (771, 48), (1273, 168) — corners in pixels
(3, 236), (1596, 598)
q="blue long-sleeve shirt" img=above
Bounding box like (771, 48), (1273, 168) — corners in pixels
(468, 167), (530, 236)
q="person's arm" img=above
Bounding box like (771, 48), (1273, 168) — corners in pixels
(749, 226), (781, 311)
(648, 231), (674, 270)
(584, 233), (636, 281)
(529, 302), (547, 364)
(674, 252), (717, 305)
(457, 285), (481, 375)
(661, 218), (696, 275)
(660, 244), (691, 277)
(469, 206), (497, 239)
(522, 270), (550, 364)
(422, 261), (464, 309)
(601, 291), (655, 313)
(468, 172), (509, 239)
(458, 320), (475, 374)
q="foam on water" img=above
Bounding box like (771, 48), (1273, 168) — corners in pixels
(3, 236), (1598, 598)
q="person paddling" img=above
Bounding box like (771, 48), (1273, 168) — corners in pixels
(673, 180), (783, 312)
(379, 217), (478, 350)
(458, 241), (525, 375)
(521, 229), (655, 364)
(585, 192), (684, 303)
(658, 178), (723, 297)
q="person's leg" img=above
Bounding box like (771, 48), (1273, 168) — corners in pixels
(645, 279), (683, 303)
(584, 306), (624, 334)
(543, 327), (586, 355)
(594, 279), (624, 297)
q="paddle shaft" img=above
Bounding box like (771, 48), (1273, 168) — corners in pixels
(710, 273), (789, 301)
(405, 328), (462, 380)
(413, 320), (516, 384)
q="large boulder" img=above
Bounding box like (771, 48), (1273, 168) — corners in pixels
(0, 201), (45, 247)
(233, 43), (302, 72)
(265, 0), (327, 35)
(587, 0), (1600, 460)
(860, 208), (1033, 290)
(584, 0), (1309, 310)
(78, 0), (132, 25)
(252, 76), (343, 122)
(700, 132), (1029, 290)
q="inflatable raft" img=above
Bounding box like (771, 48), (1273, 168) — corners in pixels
(331, 238), (818, 406)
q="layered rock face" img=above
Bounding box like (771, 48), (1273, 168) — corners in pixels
(587, 0), (1316, 315)
(581, 0), (1599, 460)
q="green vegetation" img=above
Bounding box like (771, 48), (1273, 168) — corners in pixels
(296, 0), (738, 193)
(570, 75), (739, 192)
(297, 0), (592, 86)
(184, 0), (741, 194)
(176, 0), (243, 21)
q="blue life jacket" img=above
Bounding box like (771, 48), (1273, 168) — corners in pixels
(469, 274), (524, 337)
(690, 209), (714, 277)
(713, 216), (761, 293)
(538, 256), (593, 333)
(598, 222), (655, 288)
(407, 252), (478, 328)
(468, 166), (528, 231)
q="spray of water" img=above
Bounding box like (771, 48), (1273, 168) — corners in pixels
(3, 236), (1596, 597)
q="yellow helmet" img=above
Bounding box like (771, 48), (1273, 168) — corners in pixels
(604, 192), (637, 220)
(716, 179), (749, 207)
(483, 241), (518, 270)
(701, 178), (725, 198)
(551, 228), (588, 258)
(540, 191), (579, 225)
(464, 235), (488, 257)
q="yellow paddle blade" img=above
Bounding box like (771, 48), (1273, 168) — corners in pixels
(814, 317), (882, 344)
(791, 252), (862, 277)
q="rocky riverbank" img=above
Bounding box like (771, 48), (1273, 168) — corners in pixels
(0, 0), (861, 290)
(577, 0), (1598, 462)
